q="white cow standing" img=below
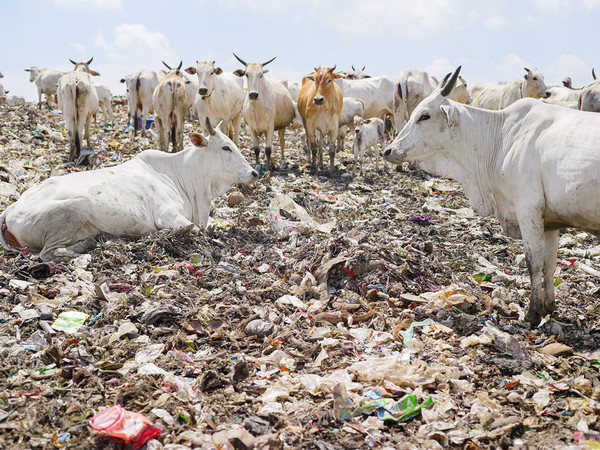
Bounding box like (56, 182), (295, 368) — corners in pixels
(120, 69), (159, 137)
(469, 68), (550, 110)
(56, 58), (100, 162)
(185, 61), (244, 145)
(153, 61), (189, 153)
(335, 75), (395, 126)
(24, 66), (65, 109)
(92, 83), (115, 126)
(0, 121), (258, 261)
(384, 66), (600, 326)
(233, 54), (295, 170)
(352, 116), (385, 175)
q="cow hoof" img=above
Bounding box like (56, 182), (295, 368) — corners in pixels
(524, 311), (542, 328)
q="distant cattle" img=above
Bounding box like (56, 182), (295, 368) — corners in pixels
(120, 69), (159, 137)
(343, 66), (370, 80)
(56, 58), (100, 162)
(153, 61), (188, 152)
(335, 75), (395, 132)
(24, 66), (65, 109)
(0, 121), (258, 261)
(469, 68), (550, 110)
(0, 84), (7, 106)
(578, 69), (600, 113)
(92, 83), (114, 126)
(384, 66), (600, 326)
(233, 54), (295, 170)
(185, 60), (244, 145)
(352, 116), (385, 175)
(298, 67), (343, 172)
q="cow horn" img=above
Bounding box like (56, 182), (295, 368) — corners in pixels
(261, 56), (276, 67)
(205, 117), (216, 136)
(233, 53), (248, 67)
(69, 59), (77, 65)
(593, 68), (597, 80)
(162, 61), (172, 71)
(441, 72), (451, 86)
(87, 57), (93, 65)
(177, 61), (182, 71)
(362, 65), (365, 71)
(331, 64), (336, 72)
(352, 65), (356, 71)
(524, 67), (530, 73)
(440, 66), (462, 97)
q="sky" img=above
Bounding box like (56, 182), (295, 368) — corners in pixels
(2, 0), (600, 102)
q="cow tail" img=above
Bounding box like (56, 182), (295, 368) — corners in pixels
(133, 75), (140, 134)
(171, 81), (177, 150)
(71, 79), (81, 161)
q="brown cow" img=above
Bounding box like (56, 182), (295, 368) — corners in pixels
(297, 67), (343, 172)
(152, 61), (188, 152)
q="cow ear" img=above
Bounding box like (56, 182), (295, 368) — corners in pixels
(364, 75), (371, 78)
(189, 133), (208, 148)
(185, 67), (196, 75)
(332, 72), (344, 79)
(233, 69), (245, 77)
(88, 70), (100, 76)
(214, 67), (223, 75)
(263, 68), (269, 74)
(120, 78), (126, 83)
(440, 104), (456, 126)
(306, 75), (315, 81)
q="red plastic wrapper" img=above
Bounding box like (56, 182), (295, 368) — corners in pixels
(91, 405), (161, 449)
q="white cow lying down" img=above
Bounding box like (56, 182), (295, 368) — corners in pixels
(0, 121), (258, 261)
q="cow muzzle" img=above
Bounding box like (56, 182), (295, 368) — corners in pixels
(198, 88), (208, 95)
(248, 92), (259, 100)
(313, 96), (324, 105)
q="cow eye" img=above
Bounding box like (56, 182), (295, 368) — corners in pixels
(417, 113), (430, 123)
(210, 71), (214, 75)
(222, 146), (232, 152)
(533, 77), (538, 81)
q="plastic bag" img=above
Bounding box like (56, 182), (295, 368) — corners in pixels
(91, 405), (161, 449)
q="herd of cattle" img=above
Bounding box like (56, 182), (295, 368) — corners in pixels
(3, 58), (600, 171)
(2, 58), (600, 326)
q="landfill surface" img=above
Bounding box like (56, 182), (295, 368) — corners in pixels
(1, 100), (600, 449)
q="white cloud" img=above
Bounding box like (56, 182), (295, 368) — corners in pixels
(425, 58), (455, 80)
(94, 24), (175, 65)
(542, 54), (592, 88)
(495, 53), (530, 83)
(69, 42), (87, 54)
(484, 16), (504, 29)
(50, 0), (122, 10)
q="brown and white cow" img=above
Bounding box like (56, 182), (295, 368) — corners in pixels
(120, 69), (159, 137)
(297, 67), (343, 172)
(56, 58), (100, 162)
(153, 61), (188, 152)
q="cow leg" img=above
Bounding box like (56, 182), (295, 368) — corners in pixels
(176, 113), (185, 152)
(155, 117), (165, 151)
(250, 129), (261, 167)
(328, 133), (336, 173)
(519, 214), (546, 326)
(265, 128), (274, 171)
(155, 210), (197, 231)
(542, 229), (559, 316)
(231, 114), (242, 146)
(317, 133), (324, 169)
(278, 129), (286, 168)
(85, 112), (94, 148)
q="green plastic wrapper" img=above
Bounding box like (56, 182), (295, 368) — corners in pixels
(52, 311), (89, 333)
(360, 394), (433, 422)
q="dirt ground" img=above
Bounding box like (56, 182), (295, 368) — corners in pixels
(1, 99), (600, 449)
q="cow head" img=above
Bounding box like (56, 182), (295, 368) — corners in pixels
(384, 66), (462, 171)
(24, 67), (40, 83)
(232, 54), (276, 101)
(523, 67), (549, 99)
(345, 65), (370, 80)
(188, 118), (258, 185)
(440, 73), (472, 104)
(162, 61), (183, 78)
(186, 61), (223, 98)
(307, 66), (342, 106)
(69, 58), (100, 76)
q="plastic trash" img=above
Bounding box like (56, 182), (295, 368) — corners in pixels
(333, 382), (354, 422)
(51, 311), (89, 333)
(360, 395), (433, 422)
(91, 405), (161, 449)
